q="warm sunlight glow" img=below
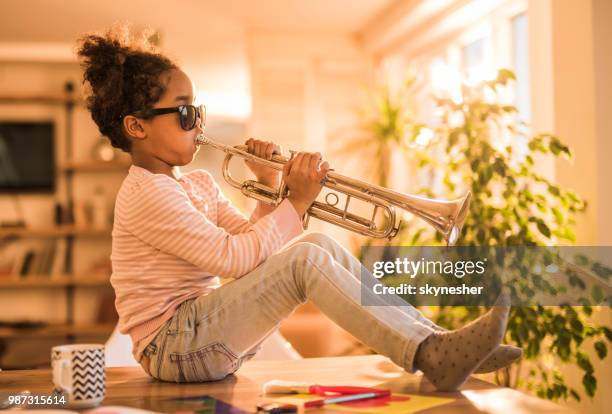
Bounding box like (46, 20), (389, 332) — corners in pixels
(430, 59), (462, 104)
(414, 127), (435, 147)
(196, 89), (252, 120)
(463, 389), (540, 412)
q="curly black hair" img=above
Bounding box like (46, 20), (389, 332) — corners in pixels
(77, 25), (177, 153)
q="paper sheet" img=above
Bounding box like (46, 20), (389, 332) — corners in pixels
(269, 393), (454, 414)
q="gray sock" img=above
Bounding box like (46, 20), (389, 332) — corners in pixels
(429, 324), (522, 373)
(474, 344), (522, 373)
(414, 293), (510, 391)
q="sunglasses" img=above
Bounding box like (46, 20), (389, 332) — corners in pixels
(131, 104), (206, 131)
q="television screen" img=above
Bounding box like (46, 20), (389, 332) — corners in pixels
(0, 121), (55, 193)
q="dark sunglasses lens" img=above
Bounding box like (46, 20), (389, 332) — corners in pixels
(179, 106), (196, 130)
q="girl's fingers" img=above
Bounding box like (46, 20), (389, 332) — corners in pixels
(265, 143), (275, 160)
(291, 152), (305, 175)
(256, 141), (264, 157)
(303, 153), (314, 175)
(304, 153), (314, 175)
(308, 152), (322, 173)
(246, 139), (278, 160)
(285, 152), (297, 176)
(247, 143), (324, 183)
(282, 158), (291, 178)
(317, 161), (330, 181)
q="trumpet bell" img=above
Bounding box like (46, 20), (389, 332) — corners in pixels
(445, 191), (471, 245)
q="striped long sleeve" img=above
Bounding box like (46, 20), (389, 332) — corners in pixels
(209, 170), (267, 233)
(110, 165), (303, 355)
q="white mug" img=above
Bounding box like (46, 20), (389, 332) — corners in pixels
(51, 344), (106, 408)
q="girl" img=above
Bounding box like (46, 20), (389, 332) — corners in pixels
(77, 27), (521, 391)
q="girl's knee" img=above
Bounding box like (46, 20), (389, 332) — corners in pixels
(285, 241), (326, 262)
(299, 232), (337, 248)
(281, 242), (336, 277)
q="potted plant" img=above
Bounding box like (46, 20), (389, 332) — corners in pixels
(337, 69), (611, 402)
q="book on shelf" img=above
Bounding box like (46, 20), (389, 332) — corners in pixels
(49, 238), (67, 277)
(8, 239), (66, 278)
(41, 239), (57, 275)
(4, 239), (24, 278)
(19, 250), (35, 276)
(8, 241), (39, 277)
(28, 240), (52, 275)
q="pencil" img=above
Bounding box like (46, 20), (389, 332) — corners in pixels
(304, 390), (391, 408)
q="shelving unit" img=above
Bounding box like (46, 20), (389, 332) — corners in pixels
(0, 82), (127, 366)
(0, 323), (116, 339)
(0, 225), (113, 238)
(0, 95), (79, 105)
(0, 274), (110, 288)
(60, 160), (131, 173)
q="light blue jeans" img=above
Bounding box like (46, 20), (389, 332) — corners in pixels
(140, 232), (436, 382)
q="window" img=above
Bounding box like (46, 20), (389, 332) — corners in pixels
(512, 13), (530, 121)
(462, 37), (488, 84)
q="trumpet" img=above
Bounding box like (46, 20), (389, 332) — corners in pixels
(195, 134), (471, 245)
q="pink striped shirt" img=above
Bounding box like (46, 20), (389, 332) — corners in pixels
(110, 165), (303, 359)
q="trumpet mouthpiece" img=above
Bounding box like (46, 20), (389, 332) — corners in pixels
(195, 134), (209, 146)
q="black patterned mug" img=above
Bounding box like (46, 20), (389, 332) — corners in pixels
(51, 344), (105, 408)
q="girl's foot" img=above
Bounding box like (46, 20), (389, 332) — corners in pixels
(429, 325), (522, 373)
(474, 344), (522, 373)
(413, 293), (510, 391)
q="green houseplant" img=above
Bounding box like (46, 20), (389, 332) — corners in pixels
(338, 69), (611, 402)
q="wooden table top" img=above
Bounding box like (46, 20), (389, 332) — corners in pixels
(0, 355), (575, 413)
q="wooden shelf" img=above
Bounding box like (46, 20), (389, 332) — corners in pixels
(0, 95), (84, 106)
(0, 323), (115, 339)
(0, 274), (111, 288)
(0, 225), (112, 237)
(0, 88), (116, 364)
(60, 160), (130, 172)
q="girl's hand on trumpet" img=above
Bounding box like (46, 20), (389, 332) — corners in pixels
(283, 151), (330, 217)
(244, 138), (282, 186)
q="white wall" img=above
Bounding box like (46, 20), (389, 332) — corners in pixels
(593, 0), (612, 246)
(528, 0), (611, 247)
(246, 33), (375, 247)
